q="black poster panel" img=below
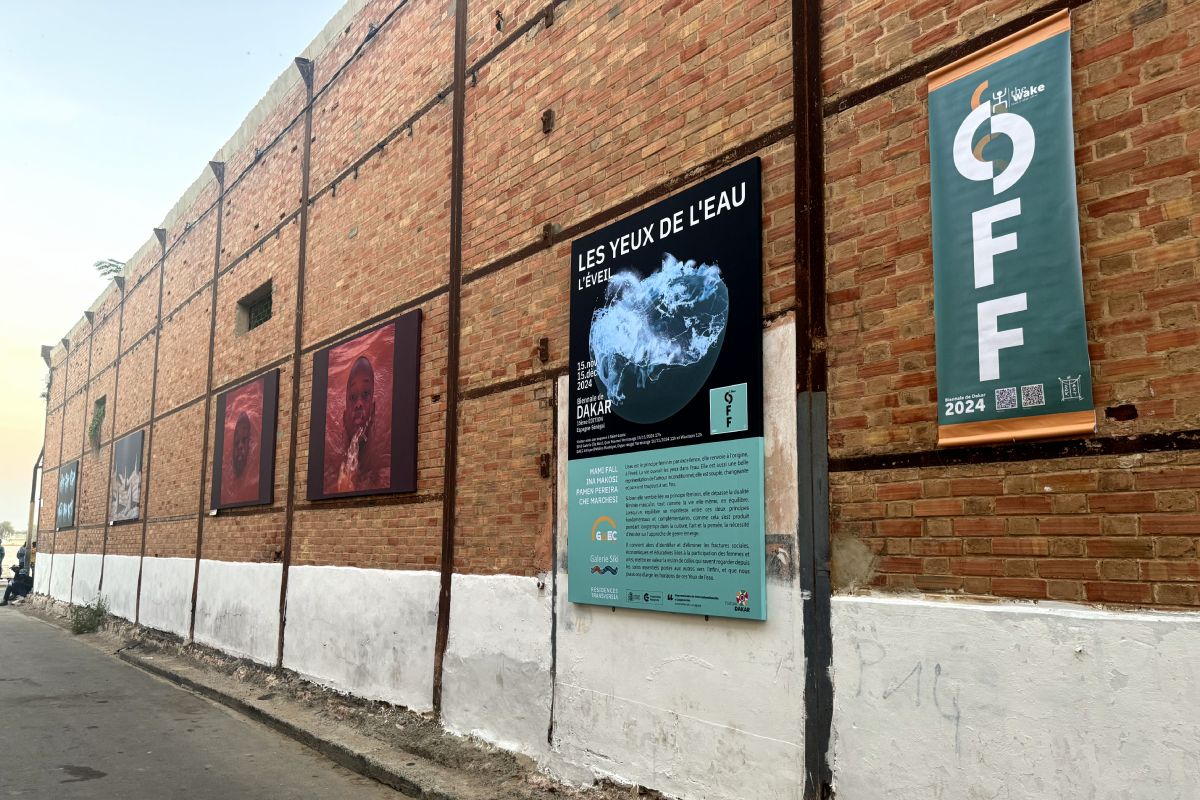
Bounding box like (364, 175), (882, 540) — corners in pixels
(568, 158), (764, 460)
(110, 430), (144, 524)
(306, 310), (421, 500)
(56, 460), (79, 529)
(211, 369), (279, 510)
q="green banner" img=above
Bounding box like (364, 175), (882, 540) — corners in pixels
(929, 12), (1095, 446)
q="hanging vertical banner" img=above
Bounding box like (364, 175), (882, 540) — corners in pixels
(567, 159), (766, 621)
(928, 11), (1095, 447)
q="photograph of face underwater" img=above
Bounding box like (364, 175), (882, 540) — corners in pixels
(323, 323), (395, 496)
(212, 370), (278, 509)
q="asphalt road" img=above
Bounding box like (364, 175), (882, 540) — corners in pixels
(0, 610), (401, 799)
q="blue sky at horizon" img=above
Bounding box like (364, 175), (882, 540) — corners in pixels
(0, 1), (345, 529)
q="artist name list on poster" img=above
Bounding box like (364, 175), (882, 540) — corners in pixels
(572, 446), (756, 582)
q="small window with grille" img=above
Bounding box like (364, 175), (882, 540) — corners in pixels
(236, 281), (273, 334)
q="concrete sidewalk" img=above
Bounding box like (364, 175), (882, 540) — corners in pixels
(19, 601), (649, 800)
(0, 608), (401, 799)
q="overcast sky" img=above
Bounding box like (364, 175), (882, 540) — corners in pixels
(0, 0), (345, 530)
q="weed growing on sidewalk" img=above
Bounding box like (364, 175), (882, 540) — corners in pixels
(70, 598), (108, 634)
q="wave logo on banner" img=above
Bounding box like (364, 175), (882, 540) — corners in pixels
(928, 11), (1095, 447)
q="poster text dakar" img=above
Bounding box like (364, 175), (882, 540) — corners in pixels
(954, 97), (1036, 382)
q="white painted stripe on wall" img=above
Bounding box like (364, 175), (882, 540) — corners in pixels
(49, 552), (74, 601)
(282, 565), (439, 711)
(71, 553), (102, 606)
(830, 595), (1200, 800)
(194, 560), (282, 665)
(101, 554), (141, 621)
(441, 573), (553, 761)
(137, 556), (194, 637)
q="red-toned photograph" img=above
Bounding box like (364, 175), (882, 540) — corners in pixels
(212, 370), (278, 509)
(322, 324), (395, 495)
(307, 311), (420, 501)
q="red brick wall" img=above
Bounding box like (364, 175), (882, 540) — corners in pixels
(34, 0), (1195, 618)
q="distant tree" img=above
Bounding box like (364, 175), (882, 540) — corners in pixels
(94, 259), (125, 278)
(0, 521), (14, 538)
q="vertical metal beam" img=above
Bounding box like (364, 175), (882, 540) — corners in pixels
(189, 161), (227, 642)
(68, 313), (97, 605)
(27, 450), (42, 568)
(276, 58), (316, 669)
(134, 229), (169, 624)
(98, 276), (128, 594)
(432, 0), (469, 714)
(793, 0), (833, 797)
(45, 340), (71, 597)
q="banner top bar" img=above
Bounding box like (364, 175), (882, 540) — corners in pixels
(928, 10), (1071, 92)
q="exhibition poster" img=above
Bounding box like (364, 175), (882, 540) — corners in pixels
(567, 158), (767, 621)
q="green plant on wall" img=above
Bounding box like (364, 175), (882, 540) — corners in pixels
(89, 396), (106, 450)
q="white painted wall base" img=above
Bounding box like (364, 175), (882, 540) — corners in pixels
(49, 552), (74, 601)
(33, 556), (50, 595)
(831, 595), (1200, 800)
(282, 566), (439, 711)
(549, 576), (807, 800)
(71, 553), (102, 606)
(441, 573), (553, 761)
(194, 560), (282, 665)
(100, 554), (141, 621)
(137, 556), (195, 637)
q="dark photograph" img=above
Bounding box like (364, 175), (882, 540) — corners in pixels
(110, 430), (144, 523)
(56, 460), (79, 529)
(307, 311), (420, 500)
(211, 369), (279, 509)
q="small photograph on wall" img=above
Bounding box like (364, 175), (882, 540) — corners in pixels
(211, 369), (279, 510)
(307, 310), (420, 500)
(56, 460), (79, 529)
(110, 430), (144, 523)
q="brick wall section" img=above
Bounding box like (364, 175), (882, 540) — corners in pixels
(147, 404), (204, 519)
(220, 111), (304, 270)
(461, 0), (793, 275)
(302, 104), (453, 348)
(309, 0), (454, 191)
(91, 308), (121, 376)
(61, 393), (87, 465)
(162, 208), (218, 319)
(38, 468), (57, 541)
(43, 407), (63, 471)
(120, 266), (161, 347)
(834, 449), (1200, 606)
(213, 228), (299, 388)
(825, 0), (1200, 604)
(77, 444), (110, 527)
(144, 520), (197, 560)
(77, 526), (105, 556)
(455, 382), (555, 576)
(155, 292), (211, 414)
(114, 338), (154, 438)
(821, 0), (1045, 101)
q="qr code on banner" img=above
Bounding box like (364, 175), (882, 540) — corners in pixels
(1021, 383), (1046, 407)
(995, 387), (1018, 411)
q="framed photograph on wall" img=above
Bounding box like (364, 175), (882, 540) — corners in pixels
(110, 430), (144, 523)
(306, 310), (421, 500)
(211, 369), (279, 510)
(56, 459), (79, 529)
